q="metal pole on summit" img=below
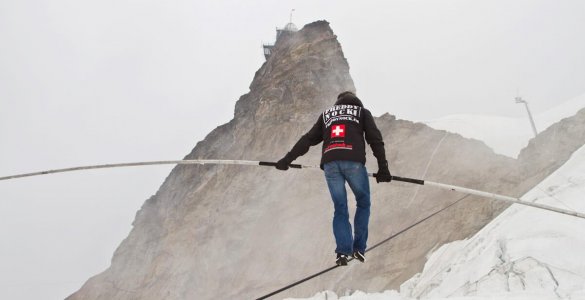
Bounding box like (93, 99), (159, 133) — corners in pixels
(372, 174), (585, 221)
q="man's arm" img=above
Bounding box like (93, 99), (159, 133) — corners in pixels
(276, 117), (323, 170)
(363, 109), (386, 162)
(363, 109), (392, 182)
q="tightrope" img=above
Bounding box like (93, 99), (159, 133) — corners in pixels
(255, 194), (471, 299)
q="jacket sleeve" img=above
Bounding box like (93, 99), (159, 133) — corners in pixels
(284, 117), (324, 162)
(363, 109), (387, 163)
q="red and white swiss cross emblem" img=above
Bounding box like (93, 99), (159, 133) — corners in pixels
(331, 124), (345, 138)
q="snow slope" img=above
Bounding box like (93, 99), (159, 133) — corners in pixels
(289, 142), (585, 299)
(421, 93), (585, 158)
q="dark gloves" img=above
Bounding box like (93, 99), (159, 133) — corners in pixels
(275, 157), (291, 171)
(375, 160), (392, 183)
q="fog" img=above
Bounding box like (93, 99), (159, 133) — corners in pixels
(1, 0), (584, 299)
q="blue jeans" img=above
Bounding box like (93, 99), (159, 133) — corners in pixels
(324, 161), (371, 255)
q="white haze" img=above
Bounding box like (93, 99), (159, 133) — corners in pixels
(0, 0), (584, 299)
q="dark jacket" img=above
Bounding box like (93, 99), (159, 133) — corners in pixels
(283, 94), (387, 167)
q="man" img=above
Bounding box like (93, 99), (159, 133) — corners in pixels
(275, 91), (392, 266)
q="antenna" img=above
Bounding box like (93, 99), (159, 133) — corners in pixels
(290, 9), (295, 24)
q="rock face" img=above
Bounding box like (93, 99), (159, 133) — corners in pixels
(68, 21), (585, 299)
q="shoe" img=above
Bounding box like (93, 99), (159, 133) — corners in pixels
(352, 251), (366, 263)
(336, 253), (349, 266)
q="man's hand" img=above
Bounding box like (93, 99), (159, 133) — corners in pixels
(275, 158), (291, 171)
(375, 160), (392, 183)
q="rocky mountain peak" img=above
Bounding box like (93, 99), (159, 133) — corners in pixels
(235, 20), (354, 123)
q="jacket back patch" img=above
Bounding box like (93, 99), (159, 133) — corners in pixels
(322, 105), (361, 128)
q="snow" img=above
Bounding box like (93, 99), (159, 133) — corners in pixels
(289, 132), (585, 299)
(421, 93), (585, 158)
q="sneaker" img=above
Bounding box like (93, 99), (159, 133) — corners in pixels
(336, 253), (349, 266)
(352, 251), (366, 263)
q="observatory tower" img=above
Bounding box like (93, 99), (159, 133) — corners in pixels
(262, 12), (298, 60)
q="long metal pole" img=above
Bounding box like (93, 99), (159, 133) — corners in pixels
(386, 175), (585, 220)
(2, 161), (583, 220)
(0, 160), (318, 181)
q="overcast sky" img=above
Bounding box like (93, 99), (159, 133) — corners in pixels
(1, 1), (585, 299)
